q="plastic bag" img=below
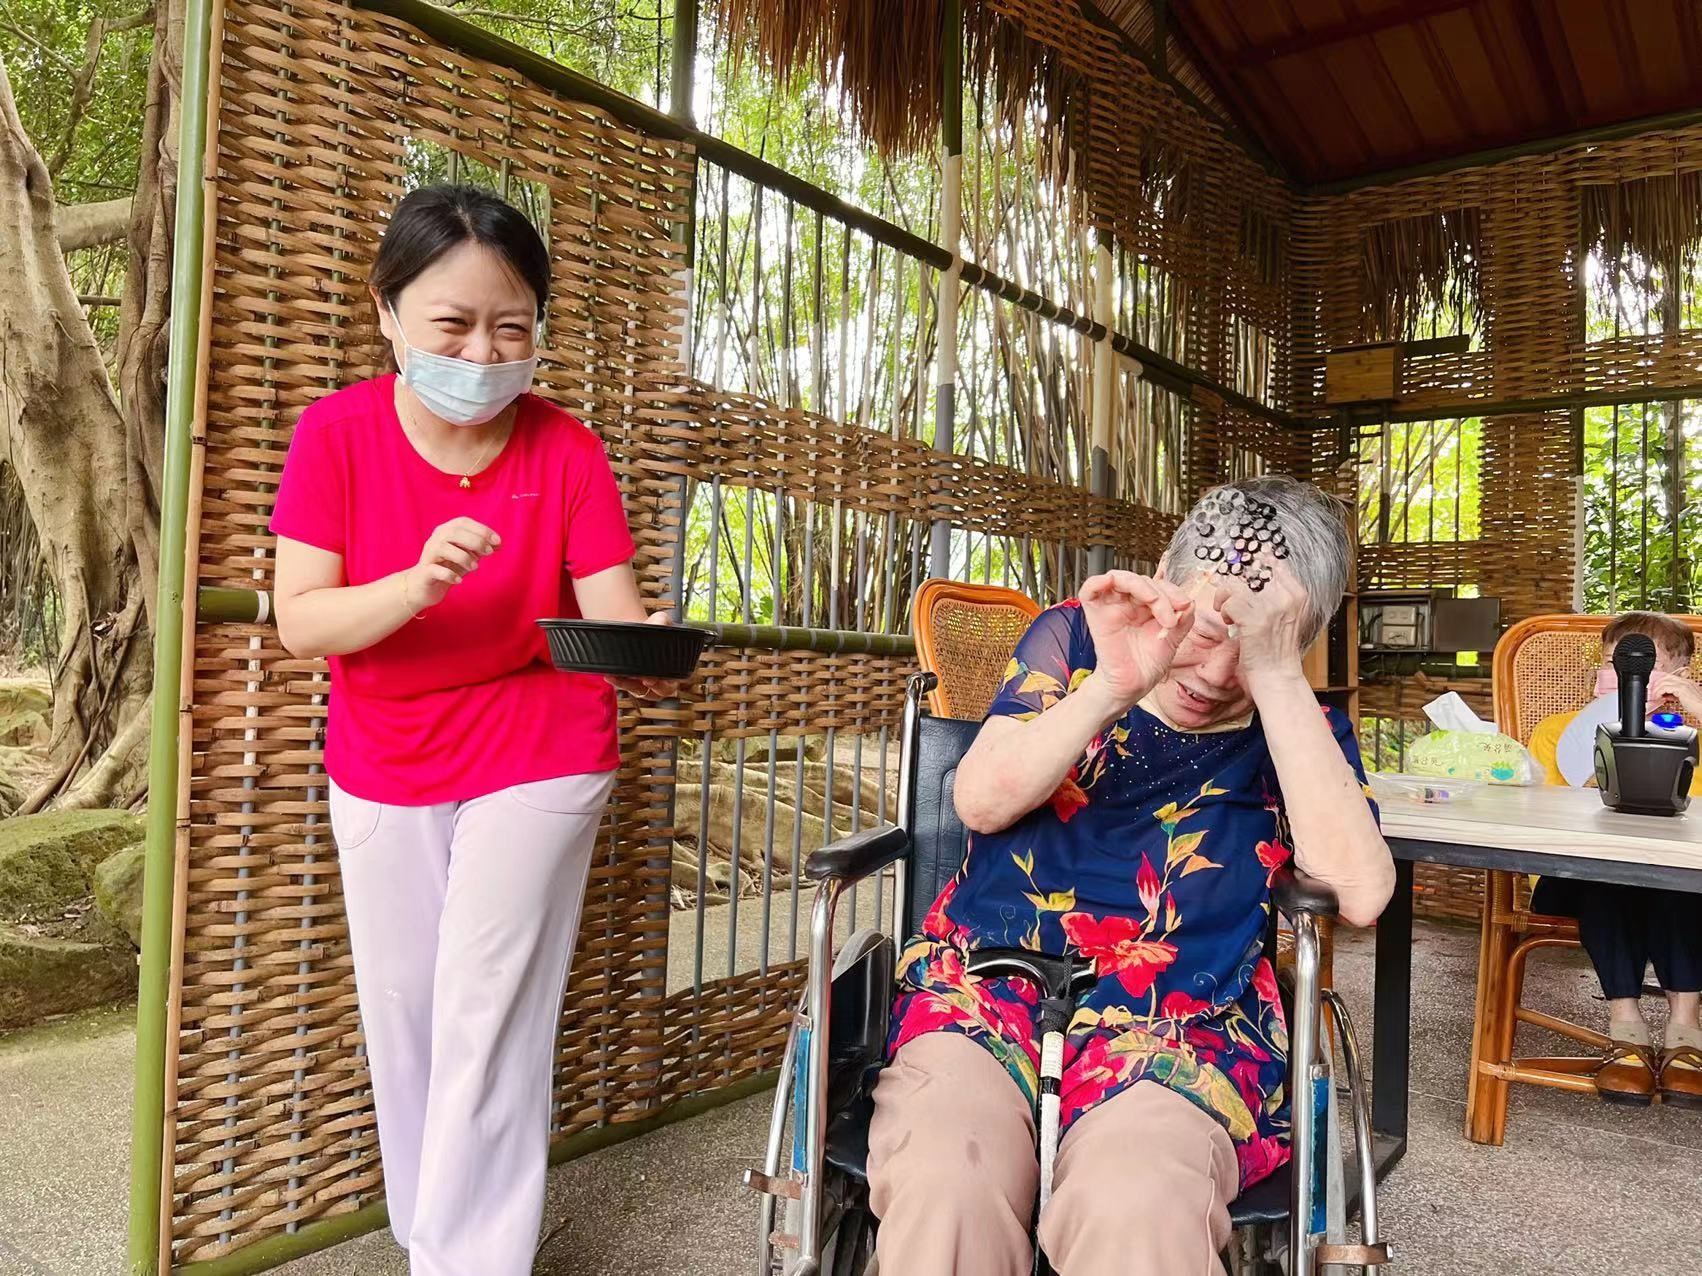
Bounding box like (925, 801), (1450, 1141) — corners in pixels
(1403, 692), (1540, 785)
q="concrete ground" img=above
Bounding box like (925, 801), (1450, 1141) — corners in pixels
(3, 920), (1701, 1275)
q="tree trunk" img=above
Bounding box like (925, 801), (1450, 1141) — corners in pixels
(0, 54), (155, 810)
(116, 0), (184, 624)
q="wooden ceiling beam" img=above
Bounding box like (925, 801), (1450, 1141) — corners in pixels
(1163, 0), (1315, 176)
(1510, 0), (1573, 125)
(1225, 0), (1482, 68)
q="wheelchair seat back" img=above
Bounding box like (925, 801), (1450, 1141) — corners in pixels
(902, 712), (985, 938)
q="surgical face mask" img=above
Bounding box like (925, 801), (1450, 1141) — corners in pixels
(1595, 663), (1679, 700)
(389, 303), (537, 427)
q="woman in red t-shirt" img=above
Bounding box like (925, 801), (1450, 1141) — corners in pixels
(270, 185), (667, 1274)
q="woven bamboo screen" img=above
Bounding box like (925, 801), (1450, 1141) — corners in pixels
(1294, 122), (1702, 922)
(166, 0), (1200, 1265)
(968, 0), (1298, 490)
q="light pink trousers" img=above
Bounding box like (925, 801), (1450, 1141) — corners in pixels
(329, 771), (615, 1276)
(868, 1033), (1239, 1276)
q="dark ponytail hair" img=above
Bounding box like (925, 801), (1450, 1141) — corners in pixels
(372, 185), (550, 317)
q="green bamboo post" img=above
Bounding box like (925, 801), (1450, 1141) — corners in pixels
(128, 0), (219, 1265)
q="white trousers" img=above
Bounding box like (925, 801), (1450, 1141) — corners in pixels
(329, 771), (616, 1276)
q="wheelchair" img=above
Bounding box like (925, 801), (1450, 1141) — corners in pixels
(744, 673), (1392, 1275)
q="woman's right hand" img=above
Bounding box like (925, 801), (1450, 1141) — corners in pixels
(403, 517), (501, 611)
(1077, 570), (1196, 709)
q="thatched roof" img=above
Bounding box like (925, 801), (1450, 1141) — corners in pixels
(1358, 208), (1482, 344)
(713, 0), (1083, 159)
(1583, 170), (1702, 281)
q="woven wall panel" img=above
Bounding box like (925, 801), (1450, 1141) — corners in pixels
(1292, 121), (1702, 419)
(650, 382), (1182, 561)
(172, 0), (1203, 1265)
(174, 0), (693, 1260)
(686, 649), (912, 740)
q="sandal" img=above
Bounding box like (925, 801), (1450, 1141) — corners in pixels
(1597, 1041), (1657, 1106)
(1658, 1044), (1702, 1109)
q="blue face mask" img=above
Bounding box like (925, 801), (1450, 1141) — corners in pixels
(389, 303), (537, 427)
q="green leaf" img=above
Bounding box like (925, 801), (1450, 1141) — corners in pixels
(1022, 888), (1077, 912)
(1165, 830), (1207, 865)
(1018, 670), (1064, 696)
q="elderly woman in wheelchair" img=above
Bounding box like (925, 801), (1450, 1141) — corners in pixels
(748, 476), (1396, 1276)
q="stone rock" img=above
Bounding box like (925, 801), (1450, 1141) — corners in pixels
(0, 809), (144, 923)
(0, 811), (145, 1030)
(0, 750), (29, 817)
(93, 842), (146, 948)
(0, 677), (50, 748)
(0, 922), (136, 1031)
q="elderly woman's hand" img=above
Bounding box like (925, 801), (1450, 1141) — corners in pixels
(1078, 571), (1197, 707)
(1217, 564), (1309, 685)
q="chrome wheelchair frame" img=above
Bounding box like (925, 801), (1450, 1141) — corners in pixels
(744, 673), (1392, 1275)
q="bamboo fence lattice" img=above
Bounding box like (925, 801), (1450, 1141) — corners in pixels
(163, 0), (1198, 1265)
(156, 0), (1702, 1262)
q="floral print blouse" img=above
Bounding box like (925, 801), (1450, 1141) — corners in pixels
(888, 600), (1374, 1188)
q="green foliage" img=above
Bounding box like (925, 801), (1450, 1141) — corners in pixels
(1357, 417), (1482, 547)
(0, 0), (151, 201)
(439, 0), (670, 105)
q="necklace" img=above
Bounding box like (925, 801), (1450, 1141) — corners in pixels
(398, 389), (509, 489)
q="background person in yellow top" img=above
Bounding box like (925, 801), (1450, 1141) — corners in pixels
(1528, 611), (1702, 1107)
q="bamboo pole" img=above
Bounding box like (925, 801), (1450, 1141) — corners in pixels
(128, 0), (220, 1265)
(154, 5), (228, 1263)
(1087, 234), (1119, 577)
(930, 0), (963, 578)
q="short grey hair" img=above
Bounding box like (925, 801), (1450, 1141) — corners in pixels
(1160, 475), (1352, 649)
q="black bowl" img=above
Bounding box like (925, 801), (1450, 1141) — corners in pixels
(537, 619), (710, 680)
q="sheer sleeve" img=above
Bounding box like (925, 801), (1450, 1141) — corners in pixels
(984, 602), (1093, 722)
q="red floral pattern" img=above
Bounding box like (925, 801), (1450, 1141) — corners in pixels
(889, 602), (1377, 1191)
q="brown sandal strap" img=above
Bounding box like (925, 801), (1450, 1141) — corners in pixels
(1660, 1044), (1702, 1071)
(1599, 1042), (1656, 1074)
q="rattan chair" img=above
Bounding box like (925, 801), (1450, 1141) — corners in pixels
(910, 578), (1044, 721)
(1469, 613), (1702, 1143)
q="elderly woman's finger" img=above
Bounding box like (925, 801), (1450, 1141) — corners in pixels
(1104, 569), (1161, 600)
(1078, 573), (1118, 605)
(1154, 577), (1196, 613)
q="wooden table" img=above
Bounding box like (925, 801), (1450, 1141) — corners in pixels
(1369, 784), (1702, 1177)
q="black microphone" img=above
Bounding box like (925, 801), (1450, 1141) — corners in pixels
(1614, 633), (1657, 740)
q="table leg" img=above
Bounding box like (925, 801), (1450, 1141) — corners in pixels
(1371, 857), (1414, 1171)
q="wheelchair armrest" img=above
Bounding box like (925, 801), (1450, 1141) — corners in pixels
(804, 824), (911, 885)
(1272, 864), (1339, 920)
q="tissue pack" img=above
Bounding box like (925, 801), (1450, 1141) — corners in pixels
(1405, 729), (1534, 785)
(1403, 690), (1537, 785)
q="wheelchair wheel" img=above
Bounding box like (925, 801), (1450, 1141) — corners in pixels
(826, 1202), (876, 1276)
(769, 1193), (876, 1276)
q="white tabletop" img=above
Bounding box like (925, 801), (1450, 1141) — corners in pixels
(1378, 782), (1702, 879)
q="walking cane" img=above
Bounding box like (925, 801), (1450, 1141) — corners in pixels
(967, 949), (1098, 1276)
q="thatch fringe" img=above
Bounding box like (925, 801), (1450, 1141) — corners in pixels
(1582, 170), (1702, 291)
(965, 0), (1086, 159)
(1358, 207), (1482, 342)
(712, 0), (1093, 164)
(715, 0), (952, 156)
